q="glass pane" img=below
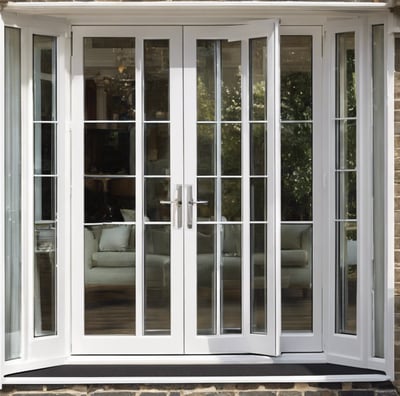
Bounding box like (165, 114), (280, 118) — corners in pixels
(372, 24), (385, 358)
(84, 37), (135, 121)
(281, 123), (312, 221)
(144, 40), (169, 121)
(336, 171), (357, 220)
(145, 178), (170, 222)
(144, 225), (170, 335)
(222, 179), (241, 221)
(281, 36), (312, 121)
(197, 224), (217, 335)
(85, 124), (135, 175)
(336, 32), (356, 119)
(84, 177), (135, 223)
(197, 124), (216, 176)
(336, 120), (356, 170)
(222, 123), (241, 176)
(34, 177), (56, 221)
(250, 123), (267, 176)
(222, 224), (241, 334)
(251, 178), (267, 222)
(336, 222), (357, 335)
(251, 224), (267, 334)
(145, 124), (170, 175)
(197, 178), (216, 220)
(84, 224), (135, 335)
(5, 27), (21, 360)
(197, 40), (216, 121)
(281, 224), (313, 332)
(34, 124), (56, 175)
(34, 223), (56, 336)
(221, 40), (241, 121)
(250, 38), (267, 121)
(33, 35), (56, 122)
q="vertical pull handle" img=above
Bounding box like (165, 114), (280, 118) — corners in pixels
(160, 185), (182, 228)
(187, 185), (208, 229)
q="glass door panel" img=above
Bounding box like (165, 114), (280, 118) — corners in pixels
(72, 26), (183, 354)
(184, 23), (280, 356)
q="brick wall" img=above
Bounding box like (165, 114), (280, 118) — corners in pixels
(0, 382), (399, 396)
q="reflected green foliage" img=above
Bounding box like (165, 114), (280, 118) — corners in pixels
(281, 124), (312, 221)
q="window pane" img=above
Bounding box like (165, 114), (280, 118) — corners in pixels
(85, 123), (135, 175)
(34, 124), (56, 175)
(336, 222), (357, 335)
(5, 27), (21, 360)
(144, 225), (171, 335)
(251, 224), (267, 334)
(145, 124), (170, 175)
(144, 178), (170, 222)
(372, 24), (385, 358)
(336, 171), (357, 220)
(197, 224), (217, 335)
(250, 38), (267, 121)
(84, 224), (135, 335)
(33, 35), (56, 121)
(250, 123), (267, 176)
(222, 179), (241, 221)
(336, 33), (356, 119)
(197, 124), (216, 176)
(144, 40), (169, 121)
(336, 120), (356, 170)
(221, 40), (241, 121)
(251, 178), (268, 222)
(34, 177), (57, 222)
(84, 37), (135, 121)
(281, 36), (312, 121)
(281, 123), (312, 221)
(281, 224), (313, 332)
(197, 40), (216, 121)
(222, 123), (241, 176)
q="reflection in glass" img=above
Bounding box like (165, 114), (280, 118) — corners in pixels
(281, 123), (312, 221)
(251, 224), (267, 334)
(222, 40), (241, 121)
(84, 37), (135, 121)
(145, 124), (170, 175)
(34, 223), (57, 337)
(197, 124), (216, 175)
(197, 40), (216, 121)
(251, 178), (267, 222)
(336, 171), (357, 219)
(85, 124), (135, 175)
(197, 178), (216, 220)
(197, 224), (217, 335)
(33, 35), (56, 122)
(250, 38), (267, 121)
(5, 27), (22, 360)
(250, 123), (267, 175)
(84, 177), (135, 223)
(281, 224), (313, 332)
(281, 36), (312, 121)
(222, 124), (241, 175)
(35, 124), (56, 175)
(336, 120), (356, 170)
(336, 222), (357, 335)
(222, 179), (241, 221)
(34, 177), (56, 221)
(145, 178), (170, 222)
(144, 225), (171, 335)
(84, 224), (135, 335)
(336, 32), (356, 119)
(222, 224), (241, 334)
(144, 40), (169, 121)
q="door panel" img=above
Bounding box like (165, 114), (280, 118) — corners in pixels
(71, 26), (184, 354)
(183, 23), (280, 356)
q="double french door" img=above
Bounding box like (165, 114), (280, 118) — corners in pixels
(71, 24), (280, 355)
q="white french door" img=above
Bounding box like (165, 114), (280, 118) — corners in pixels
(71, 22), (280, 355)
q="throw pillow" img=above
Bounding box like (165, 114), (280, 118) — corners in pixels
(99, 225), (131, 252)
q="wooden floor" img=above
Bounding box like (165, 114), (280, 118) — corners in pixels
(84, 285), (317, 335)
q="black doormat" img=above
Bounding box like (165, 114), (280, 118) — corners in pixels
(6, 363), (385, 378)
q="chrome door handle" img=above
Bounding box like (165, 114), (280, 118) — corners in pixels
(159, 185), (182, 228)
(187, 185), (208, 229)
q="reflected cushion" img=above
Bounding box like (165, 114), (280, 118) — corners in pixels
(99, 225), (131, 252)
(92, 251), (135, 267)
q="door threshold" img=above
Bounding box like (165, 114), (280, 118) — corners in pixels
(4, 363), (388, 384)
